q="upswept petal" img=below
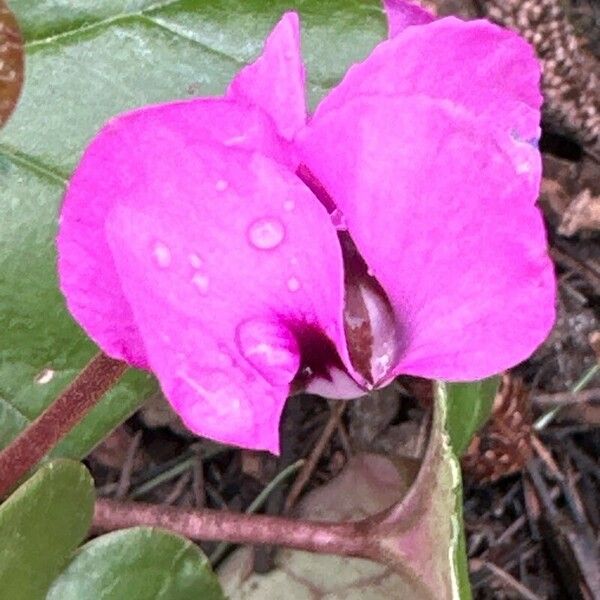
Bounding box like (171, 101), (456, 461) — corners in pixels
(228, 12), (306, 140)
(383, 0), (434, 38)
(314, 17), (542, 142)
(99, 129), (345, 452)
(58, 99), (293, 369)
(298, 95), (555, 381)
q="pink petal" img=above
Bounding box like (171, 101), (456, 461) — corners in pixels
(298, 95), (555, 381)
(383, 0), (435, 37)
(58, 99), (294, 369)
(228, 12), (306, 140)
(99, 132), (346, 452)
(314, 17), (542, 143)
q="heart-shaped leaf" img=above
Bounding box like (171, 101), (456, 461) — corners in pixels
(0, 0), (385, 459)
(47, 527), (225, 600)
(0, 460), (94, 600)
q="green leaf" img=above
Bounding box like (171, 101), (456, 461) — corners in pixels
(48, 527), (225, 600)
(0, 362), (155, 459)
(0, 460), (94, 600)
(0, 0), (383, 457)
(0, 148), (155, 458)
(445, 376), (499, 456)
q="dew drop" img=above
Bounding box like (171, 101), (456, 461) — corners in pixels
(35, 368), (55, 385)
(192, 272), (210, 294)
(236, 319), (299, 385)
(189, 253), (202, 269)
(287, 276), (301, 292)
(283, 199), (295, 212)
(153, 242), (172, 267)
(224, 134), (247, 147)
(247, 217), (285, 250)
(215, 179), (228, 192)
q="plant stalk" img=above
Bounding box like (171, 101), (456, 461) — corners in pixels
(0, 352), (127, 497)
(94, 497), (374, 559)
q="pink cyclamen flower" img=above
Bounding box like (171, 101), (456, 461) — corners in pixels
(57, 1), (555, 453)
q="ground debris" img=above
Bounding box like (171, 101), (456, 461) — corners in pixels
(463, 375), (533, 484)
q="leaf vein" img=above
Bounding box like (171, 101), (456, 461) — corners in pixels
(23, 0), (186, 46)
(0, 396), (31, 425)
(0, 145), (68, 185)
(136, 15), (244, 65)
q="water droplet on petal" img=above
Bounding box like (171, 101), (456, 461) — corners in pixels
(189, 253), (203, 269)
(247, 218), (285, 250)
(283, 199), (295, 212)
(236, 318), (299, 385)
(192, 272), (210, 294)
(287, 276), (301, 292)
(224, 134), (247, 147)
(215, 179), (228, 192)
(153, 242), (171, 268)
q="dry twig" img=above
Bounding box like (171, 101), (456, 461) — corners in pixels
(284, 401), (346, 513)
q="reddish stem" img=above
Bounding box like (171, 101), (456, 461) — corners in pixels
(0, 352), (127, 497)
(94, 497), (375, 559)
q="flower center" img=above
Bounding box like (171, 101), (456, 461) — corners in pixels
(296, 164), (401, 386)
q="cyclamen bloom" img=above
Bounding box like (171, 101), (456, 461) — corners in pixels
(58, 1), (555, 453)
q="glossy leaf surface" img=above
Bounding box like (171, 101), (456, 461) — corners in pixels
(48, 527), (225, 600)
(0, 460), (94, 600)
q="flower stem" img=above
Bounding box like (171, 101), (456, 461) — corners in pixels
(209, 458), (306, 565)
(0, 352), (127, 497)
(93, 497), (375, 559)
